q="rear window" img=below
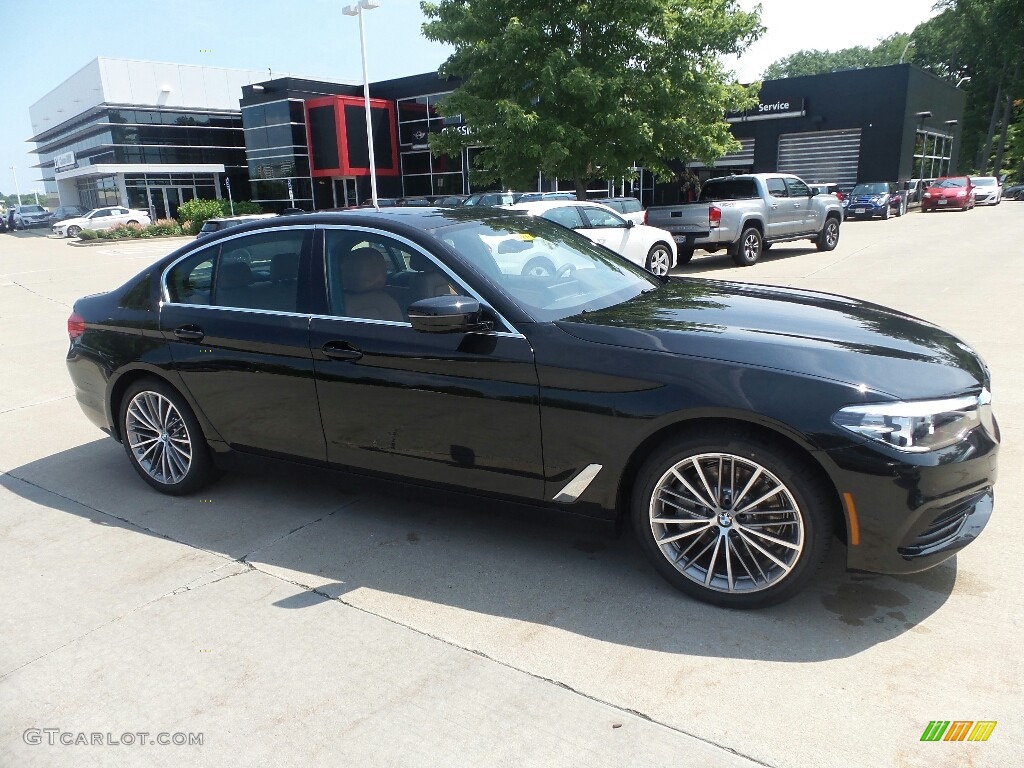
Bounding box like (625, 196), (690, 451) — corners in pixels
(619, 199), (642, 213)
(699, 179), (758, 201)
(199, 221), (222, 233)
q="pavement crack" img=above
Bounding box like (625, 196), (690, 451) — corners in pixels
(0, 395), (74, 416)
(241, 565), (779, 768)
(9, 279), (72, 309)
(237, 499), (358, 562)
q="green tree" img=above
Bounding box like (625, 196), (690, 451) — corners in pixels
(420, 0), (764, 197)
(762, 33), (912, 79)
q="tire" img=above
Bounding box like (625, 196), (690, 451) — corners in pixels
(521, 256), (556, 277)
(631, 428), (834, 608)
(815, 217), (840, 251)
(676, 247), (694, 265)
(119, 377), (217, 495)
(127, 219), (139, 226)
(67, 225), (81, 237)
(730, 227), (762, 266)
(882, 205), (890, 220)
(645, 243), (673, 276)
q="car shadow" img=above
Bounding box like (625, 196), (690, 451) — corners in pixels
(2, 439), (958, 663)
(674, 244), (822, 273)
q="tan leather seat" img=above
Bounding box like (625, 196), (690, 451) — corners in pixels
(409, 252), (456, 301)
(341, 247), (404, 322)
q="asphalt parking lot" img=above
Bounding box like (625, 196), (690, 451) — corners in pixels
(1, 206), (1021, 768)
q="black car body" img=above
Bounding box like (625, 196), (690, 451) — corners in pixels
(48, 205), (88, 225)
(66, 208), (998, 608)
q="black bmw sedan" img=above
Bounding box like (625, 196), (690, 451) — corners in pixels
(65, 208), (998, 608)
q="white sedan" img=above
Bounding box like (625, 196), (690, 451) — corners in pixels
(53, 206), (152, 237)
(506, 200), (677, 275)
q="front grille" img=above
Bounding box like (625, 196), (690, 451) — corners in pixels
(898, 491), (989, 557)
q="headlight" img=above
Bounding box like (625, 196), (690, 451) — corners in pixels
(957, 190), (967, 197)
(923, 192), (932, 198)
(833, 391), (992, 452)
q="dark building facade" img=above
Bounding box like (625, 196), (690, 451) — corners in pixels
(661, 64), (966, 204)
(238, 63), (965, 211)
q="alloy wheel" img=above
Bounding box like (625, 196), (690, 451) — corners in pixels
(647, 246), (672, 276)
(648, 453), (805, 594)
(125, 391), (193, 485)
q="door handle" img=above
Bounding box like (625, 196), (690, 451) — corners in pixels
(322, 341), (363, 361)
(173, 324), (204, 341)
(770, 204), (779, 209)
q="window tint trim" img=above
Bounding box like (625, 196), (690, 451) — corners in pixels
(317, 224), (523, 337)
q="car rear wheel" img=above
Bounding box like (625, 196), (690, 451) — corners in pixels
(731, 227), (762, 266)
(815, 218), (840, 251)
(631, 429), (834, 608)
(646, 243), (673, 276)
(127, 219), (139, 225)
(119, 378), (216, 495)
(67, 225), (81, 237)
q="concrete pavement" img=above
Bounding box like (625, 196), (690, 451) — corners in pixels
(1, 207), (1021, 767)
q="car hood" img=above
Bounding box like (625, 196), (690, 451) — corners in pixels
(926, 187), (968, 197)
(58, 217), (90, 227)
(556, 279), (988, 400)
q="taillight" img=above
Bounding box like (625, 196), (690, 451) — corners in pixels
(709, 206), (722, 228)
(836, 191), (845, 201)
(68, 312), (86, 340)
(644, 208), (649, 226)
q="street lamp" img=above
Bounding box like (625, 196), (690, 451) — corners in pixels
(10, 166), (22, 204)
(915, 111), (932, 180)
(945, 120), (959, 175)
(956, 76), (971, 88)
(343, 0), (381, 210)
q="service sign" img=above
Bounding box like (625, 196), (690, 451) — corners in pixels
(54, 151), (76, 171)
(727, 98), (807, 123)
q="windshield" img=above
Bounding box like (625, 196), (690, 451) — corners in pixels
(21, 205), (45, 213)
(972, 177), (997, 187)
(935, 178), (966, 188)
(852, 183), (889, 195)
(432, 215), (658, 322)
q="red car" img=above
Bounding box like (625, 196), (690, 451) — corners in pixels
(921, 176), (976, 212)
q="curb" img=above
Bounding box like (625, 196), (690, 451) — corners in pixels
(68, 236), (194, 248)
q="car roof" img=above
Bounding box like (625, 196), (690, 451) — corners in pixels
(508, 200), (616, 214)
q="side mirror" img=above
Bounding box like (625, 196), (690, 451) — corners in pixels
(624, 219), (635, 228)
(808, 188), (818, 197)
(408, 295), (493, 334)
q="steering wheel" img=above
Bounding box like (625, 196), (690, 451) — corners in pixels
(554, 263), (576, 279)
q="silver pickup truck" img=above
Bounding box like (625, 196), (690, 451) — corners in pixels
(645, 173), (844, 266)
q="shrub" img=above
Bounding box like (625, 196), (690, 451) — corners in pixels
(79, 229), (98, 240)
(219, 199), (263, 216)
(151, 218), (184, 236)
(176, 198), (224, 234)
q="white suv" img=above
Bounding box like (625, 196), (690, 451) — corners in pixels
(52, 207), (152, 237)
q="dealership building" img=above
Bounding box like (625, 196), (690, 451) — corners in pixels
(30, 59), (964, 213)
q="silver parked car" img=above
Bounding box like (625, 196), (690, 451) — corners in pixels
(970, 176), (1002, 206)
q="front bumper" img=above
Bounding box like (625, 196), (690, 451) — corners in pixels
(846, 201), (886, 217)
(922, 196), (969, 210)
(820, 424), (998, 575)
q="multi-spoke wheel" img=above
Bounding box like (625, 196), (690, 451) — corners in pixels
(632, 430), (833, 608)
(645, 243), (673, 276)
(119, 378), (216, 495)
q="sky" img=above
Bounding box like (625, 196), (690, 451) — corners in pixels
(0, 0), (940, 198)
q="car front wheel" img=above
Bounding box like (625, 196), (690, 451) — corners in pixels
(815, 218), (840, 251)
(119, 378), (216, 495)
(645, 243), (673, 276)
(67, 225), (81, 237)
(631, 429), (833, 608)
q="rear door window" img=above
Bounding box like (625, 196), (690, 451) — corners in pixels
(766, 178), (789, 198)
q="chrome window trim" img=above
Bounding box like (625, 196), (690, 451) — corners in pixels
(159, 224), (314, 304)
(318, 224), (525, 339)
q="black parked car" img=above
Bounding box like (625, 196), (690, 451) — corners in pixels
(65, 208), (998, 608)
(48, 205), (88, 225)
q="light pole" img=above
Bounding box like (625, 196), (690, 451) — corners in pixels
(11, 166), (22, 204)
(343, 0), (381, 210)
(945, 119), (959, 175)
(915, 111), (932, 180)
(899, 40), (914, 64)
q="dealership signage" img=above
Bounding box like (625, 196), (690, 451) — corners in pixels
(727, 98), (807, 123)
(54, 151), (77, 171)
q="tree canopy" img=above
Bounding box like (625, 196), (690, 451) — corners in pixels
(761, 34), (912, 80)
(420, 0), (764, 196)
